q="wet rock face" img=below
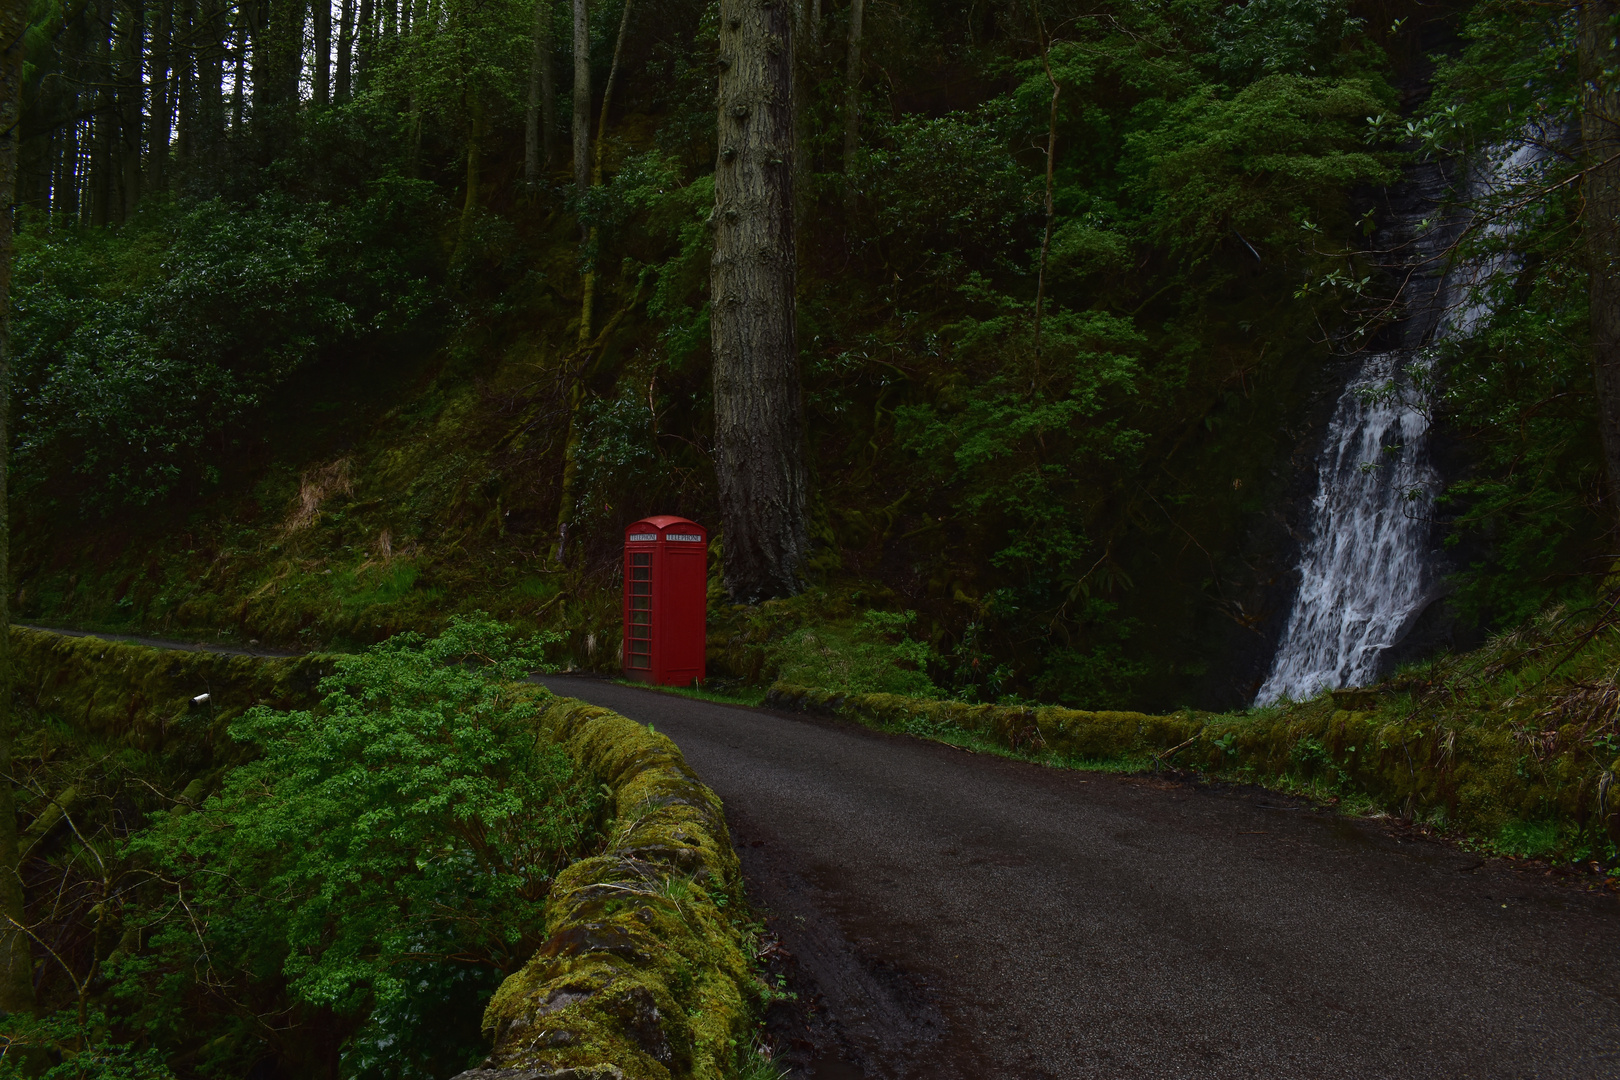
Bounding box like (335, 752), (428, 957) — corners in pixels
(475, 697), (756, 1080)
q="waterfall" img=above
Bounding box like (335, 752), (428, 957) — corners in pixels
(1253, 354), (1438, 704)
(1254, 135), (1550, 706)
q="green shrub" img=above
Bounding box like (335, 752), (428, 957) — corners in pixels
(113, 617), (602, 1078)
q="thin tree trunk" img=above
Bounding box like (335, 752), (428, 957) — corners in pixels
(1033, 11), (1058, 359)
(571, 0), (588, 195)
(230, 8), (246, 131)
(314, 0), (331, 105)
(61, 115), (80, 217)
(198, 0), (223, 150)
(1582, 0), (1620, 517)
(525, 0), (554, 182)
(355, 0), (372, 89)
(711, 0), (809, 601)
(175, 0), (194, 168)
(151, 0), (171, 190)
(0, 0), (36, 1016)
(91, 0), (114, 225)
(452, 93), (482, 261)
(841, 0), (862, 190)
(554, 0), (629, 560)
(119, 0), (145, 219)
(576, 0), (630, 345)
(335, 0), (353, 101)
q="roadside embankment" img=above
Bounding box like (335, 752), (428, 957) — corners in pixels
(766, 683), (1620, 856)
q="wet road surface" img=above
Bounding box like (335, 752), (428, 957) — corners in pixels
(539, 676), (1620, 1080)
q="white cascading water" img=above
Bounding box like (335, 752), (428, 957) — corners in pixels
(1253, 354), (1438, 703)
(1254, 135), (1548, 705)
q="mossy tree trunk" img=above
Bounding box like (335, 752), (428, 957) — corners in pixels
(711, 0), (809, 602)
(1581, 0), (1620, 520)
(0, 0), (37, 1015)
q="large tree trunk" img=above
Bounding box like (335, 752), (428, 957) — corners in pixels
(0, 0), (37, 1016)
(571, 0), (588, 194)
(711, 0), (809, 602)
(1582, 0), (1620, 518)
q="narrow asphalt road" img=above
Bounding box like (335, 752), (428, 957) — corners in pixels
(540, 676), (1620, 1080)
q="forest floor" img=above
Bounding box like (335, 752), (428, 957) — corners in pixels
(542, 676), (1620, 1080)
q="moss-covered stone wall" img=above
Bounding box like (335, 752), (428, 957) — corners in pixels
(766, 683), (1620, 853)
(464, 697), (758, 1080)
(13, 627), (331, 761)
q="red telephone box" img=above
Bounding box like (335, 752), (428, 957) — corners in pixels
(623, 515), (708, 686)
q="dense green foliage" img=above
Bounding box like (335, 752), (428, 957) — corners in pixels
(12, 190), (440, 510)
(0, 620), (601, 1079)
(1416, 1), (1609, 625)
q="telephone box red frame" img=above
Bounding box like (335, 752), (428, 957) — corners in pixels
(623, 515), (708, 686)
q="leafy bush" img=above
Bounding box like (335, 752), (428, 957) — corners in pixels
(112, 617), (601, 1078)
(12, 189), (438, 511)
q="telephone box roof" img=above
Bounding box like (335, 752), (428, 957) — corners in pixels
(625, 515), (704, 532)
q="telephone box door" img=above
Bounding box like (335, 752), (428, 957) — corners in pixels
(623, 516), (707, 686)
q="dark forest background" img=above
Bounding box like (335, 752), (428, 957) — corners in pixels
(9, 0), (1606, 710)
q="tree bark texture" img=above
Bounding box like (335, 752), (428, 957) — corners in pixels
(711, 0), (809, 602)
(571, 0), (589, 194)
(0, 0), (37, 1014)
(1582, 0), (1620, 518)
